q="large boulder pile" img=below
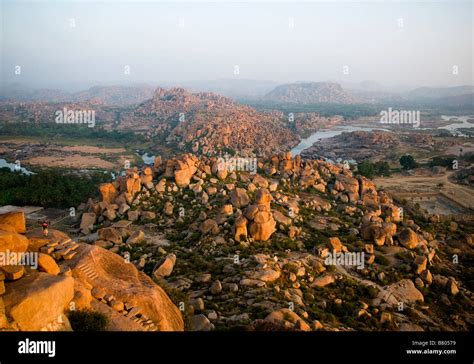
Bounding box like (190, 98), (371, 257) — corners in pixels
(169, 154), (199, 188)
(333, 173), (360, 203)
(63, 150), (470, 332)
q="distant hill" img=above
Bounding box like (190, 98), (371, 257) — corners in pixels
(72, 85), (156, 106)
(408, 85), (474, 99)
(429, 93), (474, 108)
(3, 82), (472, 110)
(0, 84), (70, 102)
(341, 81), (405, 103)
(0, 84), (156, 106)
(264, 82), (359, 104)
(166, 79), (280, 98)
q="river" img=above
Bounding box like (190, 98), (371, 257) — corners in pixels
(290, 125), (387, 156)
(439, 115), (474, 136)
(290, 115), (474, 156)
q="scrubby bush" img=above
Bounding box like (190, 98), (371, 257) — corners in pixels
(400, 155), (417, 170)
(357, 160), (391, 178)
(67, 309), (108, 331)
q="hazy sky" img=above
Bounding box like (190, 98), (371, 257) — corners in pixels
(1, 0), (472, 90)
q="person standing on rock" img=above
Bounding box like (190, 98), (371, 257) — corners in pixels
(41, 220), (49, 236)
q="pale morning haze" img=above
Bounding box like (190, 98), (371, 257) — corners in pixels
(1, 0), (472, 90)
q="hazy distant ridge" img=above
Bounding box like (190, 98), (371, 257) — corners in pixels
(264, 82), (359, 104)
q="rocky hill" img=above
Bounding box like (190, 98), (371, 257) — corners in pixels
(0, 86), (300, 156)
(2, 152), (472, 331)
(0, 85), (156, 107)
(126, 87), (299, 155)
(264, 82), (359, 104)
(72, 85), (156, 106)
(58, 152), (474, 331)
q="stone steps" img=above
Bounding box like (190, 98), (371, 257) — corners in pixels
(89, 284), (160, 331)
(42, 238), (80, 262)
(77, 262), (99, 281)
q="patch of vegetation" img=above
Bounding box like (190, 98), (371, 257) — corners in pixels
(0, 122), (145, 146)
(271, 237), (304, 252)
(0, 167), (109, 208)
(238, 100), (381, 120)
(218, 146), (236, 156)
(67, 309), (108, 331)
(375, 254), (391, 266)
(159, 284), (192, 330)
(356, 160), (391, 178)
(399, 154), (417, 170)
(428, 155), (457, 168)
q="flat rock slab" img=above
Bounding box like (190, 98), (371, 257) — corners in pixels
(0, 206), (43, 216)
(376, 279), (424, 306)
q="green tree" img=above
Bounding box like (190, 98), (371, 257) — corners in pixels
(428, 156), (455, 168)
(399, 155), (417, 170)
(373, 161), (391, 176)
(357, 160), (375, 178)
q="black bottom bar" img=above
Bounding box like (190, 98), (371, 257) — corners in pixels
(0, 331), (472, 363)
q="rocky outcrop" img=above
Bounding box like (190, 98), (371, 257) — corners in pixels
(264, 308), (311, 331)
(62, 244), (183, 331)
(153, 254), (177, 279)
(398, 228), (419, 249)
(125, 171), (141, 196)
(334, 174), (359, 203)
(99, 183), (118, 204)
(0, 230), (29, 253)
(299, 130), (429, 164)
(173, 154), (199, 188)
(24, 150), (468, 332)
(134, 87), (299, 155)
(140, 166), (154, 185)
(246, 189), (276, 242)
(376, 279), (424, 306)
(3, 272), (74, 331)
(0, 211), (28, 253)
(80, 212), (96, 234)
(0, 211), (26, 234)
(233, 216), (248, 242)
(230, 188), (250, 208)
